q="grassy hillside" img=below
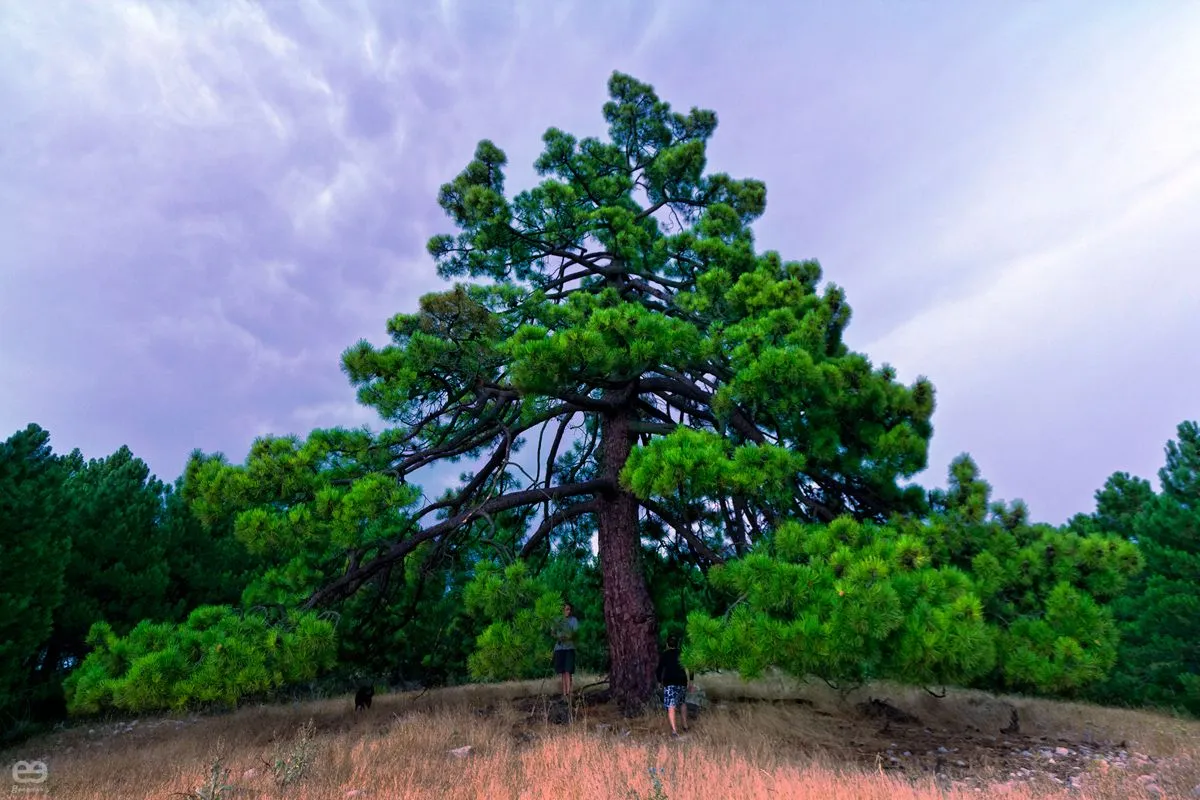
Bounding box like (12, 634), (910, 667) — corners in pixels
(3, 675), (1197, 799)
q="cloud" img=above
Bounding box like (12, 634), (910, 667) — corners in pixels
(289, 399), (381, 432)
(1, 0), (1196, 526)
(0, 0), (673, 480)
(860, 4), (1200, 519)
(0, 0), (442, 474)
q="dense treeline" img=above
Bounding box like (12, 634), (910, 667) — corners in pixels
(2, 72), (1196, 736)
(1073, 421), (1200, 714)
(3, 418), (1195, 734)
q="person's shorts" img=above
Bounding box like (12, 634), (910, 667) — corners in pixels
(553, 648), (575, 675)
(663, 684), (686, 709)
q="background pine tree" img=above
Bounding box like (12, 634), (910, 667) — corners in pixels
(0, 425), (70, 728)
(685, 455), (1141, 695)
(1082, 421), (1200, 712)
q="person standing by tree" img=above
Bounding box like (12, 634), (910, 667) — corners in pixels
(656, 634), (693, 736)
(553, 602), (579, 696)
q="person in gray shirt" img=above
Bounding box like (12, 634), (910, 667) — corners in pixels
(553, 602), (580, 696)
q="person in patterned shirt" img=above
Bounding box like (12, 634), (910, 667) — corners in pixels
(656, 633), (694, 736)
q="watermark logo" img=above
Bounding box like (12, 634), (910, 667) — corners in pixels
(10, 761), (47, 795)
(10, 763), (45, 785)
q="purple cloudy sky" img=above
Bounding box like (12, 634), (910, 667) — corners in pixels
(2, 1), (1198, 523)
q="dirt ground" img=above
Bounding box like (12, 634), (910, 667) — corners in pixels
(6, 674), (1195, 798)
(485, 677), (1179, 794)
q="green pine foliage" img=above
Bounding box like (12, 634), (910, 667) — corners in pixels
(184, 431), (424, 609)
(0, 425), (70, 724)
(686, 515), (996, 689)
(536, 550), (609, 674)
(643, 546), (714, 647)
(0, 426), (334, 729)
(463, 561), (563, 681)
(911, 456), (1140, 694)
(1083, 421), (1200, 712)
(49, 446), (174, 664)
(685, 455), (1141, 695)
(332, 539), (474, 688)
(63, 606), (337, 714)
(160, 476), (262, 618)
(460, 536), (712, 684)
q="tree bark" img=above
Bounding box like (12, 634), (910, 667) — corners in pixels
(597, 402), (660, 713)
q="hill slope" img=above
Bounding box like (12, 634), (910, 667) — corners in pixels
(3, 675), (1197, 799)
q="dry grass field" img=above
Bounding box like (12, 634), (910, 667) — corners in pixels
(4, 673), (1198, 799)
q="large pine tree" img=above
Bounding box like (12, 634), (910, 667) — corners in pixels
(189, 72), (935, 709)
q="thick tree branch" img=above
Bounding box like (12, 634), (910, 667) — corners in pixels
(393, 400), (579, 477)
(655, 366), (718, 392)
(746, 507), (765, 541)
(624, 277), (674, 306)
(557, 390), (624, 412)
(634, 196), (707, 222)
(665, 248), (706, 272)
(628, 420), (679, 436)
(543, 412), (573, 490)
(630, 270), (691, 291)
(542, 288), (589, 302)
(518, 499), (600, 559)
(537, 269), (597, 292)
(639, 376), (766, 444)
(720, 496), (747, 556)
(506, 226), (617, 277)
(634, 399), (675, 426)
(387, 395), (519, 474)
(639, 497), (726, 566)
(415, 439), (511, 523)
(652, 391), (719, 428)
(800, 476), (844, 523)
(563, 424), (600, 486)
(304, 478), (612, 609)
(731, 495), (757, 555)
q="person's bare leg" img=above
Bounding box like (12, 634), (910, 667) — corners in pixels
(681, 701), (689, 732)
(565, 671), (572, 696)
(667, 705), (678, 735)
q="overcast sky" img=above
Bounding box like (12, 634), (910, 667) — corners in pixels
(2, 0), (1197, 524)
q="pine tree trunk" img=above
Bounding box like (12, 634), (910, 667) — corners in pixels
(597, 405), (659, 713)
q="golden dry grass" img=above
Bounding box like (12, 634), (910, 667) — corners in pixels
(5, 674), (1199, 799)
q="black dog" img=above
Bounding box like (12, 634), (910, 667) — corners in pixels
(355, 685), (374, 711)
